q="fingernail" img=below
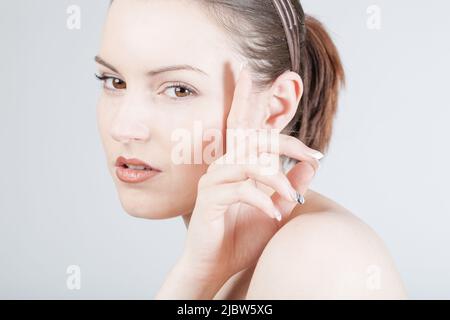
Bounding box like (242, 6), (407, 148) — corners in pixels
(309, 151), (324, 160)
(239, 61), (248, 73)
(296, 191), (305, 205)
(274, 209), (282, 221)
(289, 188), (298, 202)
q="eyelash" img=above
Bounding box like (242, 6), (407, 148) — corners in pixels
(165, 82), (197, 99)
(95, 73), (125, 92)
(94, 73), (198, 99)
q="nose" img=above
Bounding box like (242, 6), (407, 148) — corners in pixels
(110, 107), (151, 144)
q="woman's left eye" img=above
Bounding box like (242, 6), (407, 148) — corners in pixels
(163, 83), (197, 99)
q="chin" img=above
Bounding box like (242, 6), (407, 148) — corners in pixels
(116, 189), (195, 220)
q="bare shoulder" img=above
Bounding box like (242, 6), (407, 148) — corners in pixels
(245, 191), (408, 299)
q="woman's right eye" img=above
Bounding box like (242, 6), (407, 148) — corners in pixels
(95, 73), (127, 91)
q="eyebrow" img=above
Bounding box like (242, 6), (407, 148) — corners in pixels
(94, 55), (209, 77)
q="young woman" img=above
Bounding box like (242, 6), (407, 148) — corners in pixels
(94, 0), (407, 299)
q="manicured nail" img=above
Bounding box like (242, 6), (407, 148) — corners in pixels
(239, 61), (248, 73)
(309, 151), (324, 160)
(289, 188), (298, 202)
(296, 191), (305, 205)
(274, 209), (282, 221)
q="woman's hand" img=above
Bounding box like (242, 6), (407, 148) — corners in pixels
(156, 65), (323, 299)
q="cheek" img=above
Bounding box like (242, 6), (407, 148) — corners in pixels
(160, 106), (224, 189)
(176, 111), (225, 165)
(96, 99), (110, 145)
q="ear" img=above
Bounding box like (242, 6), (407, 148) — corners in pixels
(263, 71), (303, 131)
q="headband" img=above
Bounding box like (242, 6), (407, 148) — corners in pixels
(271, 0), (306, 73)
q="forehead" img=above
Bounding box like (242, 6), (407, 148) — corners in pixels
(100, 0), (235, 72)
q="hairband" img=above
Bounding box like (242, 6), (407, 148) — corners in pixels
(271, 0), (306, 73)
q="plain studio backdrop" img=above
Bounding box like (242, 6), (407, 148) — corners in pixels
(0, 0), (449, 299)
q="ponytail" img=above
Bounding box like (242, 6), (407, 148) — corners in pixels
(291, 14), (346, 153)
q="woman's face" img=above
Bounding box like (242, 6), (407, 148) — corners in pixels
(96, 0), (243, 219)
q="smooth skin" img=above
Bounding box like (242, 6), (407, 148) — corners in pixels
(96, 0), (407, 299)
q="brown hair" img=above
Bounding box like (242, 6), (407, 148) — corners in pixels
(109, 0), (345, 167)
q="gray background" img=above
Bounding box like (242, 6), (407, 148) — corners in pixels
(1, 0), (449, 299)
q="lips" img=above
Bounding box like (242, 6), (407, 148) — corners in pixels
(114, 156), (161, 184)
(115, 156), (160, 171)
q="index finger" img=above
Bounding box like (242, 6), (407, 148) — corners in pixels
(226, 63), (259, 129)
